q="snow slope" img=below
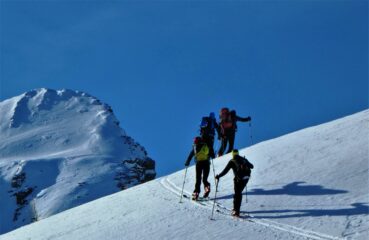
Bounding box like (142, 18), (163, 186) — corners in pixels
(1, 110), (368, 240)
(0, 89), (156, 234)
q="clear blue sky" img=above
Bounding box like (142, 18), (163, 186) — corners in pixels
(1, 1), (367, 176)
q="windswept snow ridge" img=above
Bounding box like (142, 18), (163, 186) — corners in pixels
(0, 88), (156, 234)
(0, 109), (368, 240)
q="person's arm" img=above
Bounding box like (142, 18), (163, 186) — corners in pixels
(185, 149), (194, 166)
(236, 115), (251, 122)
(216, 161), (232, 179)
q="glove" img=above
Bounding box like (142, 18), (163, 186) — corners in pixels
(215, 175), (220, 180)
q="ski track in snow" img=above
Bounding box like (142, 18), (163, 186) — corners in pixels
(160, 177), (344, 240)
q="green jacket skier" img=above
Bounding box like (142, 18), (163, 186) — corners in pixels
(185, 136), (211, 200)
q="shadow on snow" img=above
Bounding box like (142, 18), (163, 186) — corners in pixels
(217, 181), (347, 201)
(249, 181), (348, 196)
(214, 181), (369, 218)
(242, 203), (369, 219)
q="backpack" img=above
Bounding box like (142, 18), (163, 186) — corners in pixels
(232, 156), (252, 181)
(194, 143), (210, 161)
(220, 108), (236, 132)
(200, 116), (215, 137)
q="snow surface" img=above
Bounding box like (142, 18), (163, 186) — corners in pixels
(0, 89), (155, 234)
(1, 110), (368, 240)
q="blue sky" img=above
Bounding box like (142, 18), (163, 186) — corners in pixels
(1, 1), (367, 176)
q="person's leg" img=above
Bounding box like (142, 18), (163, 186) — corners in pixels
(202, 161), (210, 188)
(218, 137), (227, 156)
(202, 161), (211, 197)
(209, 137), (215, 158)
(194, 163), (202, 194)
(233, 180), (247, 215)
(227, 132), (236, 154)
(233, 181), (241, 214)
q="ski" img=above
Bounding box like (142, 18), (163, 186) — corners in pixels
(183, 194), (209, 201)
(184, 194), (253, 222)
(182, 194), (207, 205)
(197, 197), (210, 202)
(215, 209), (254, 222)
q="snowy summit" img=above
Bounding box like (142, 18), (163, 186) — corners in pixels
(0, 88), (156, 234)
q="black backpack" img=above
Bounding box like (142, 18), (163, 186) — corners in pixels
(200, 116), (215, 137)
(232, 156), (253, 181)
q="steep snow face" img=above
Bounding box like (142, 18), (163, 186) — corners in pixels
(1, 110), (367, 240)
(0, 88), (156, 234)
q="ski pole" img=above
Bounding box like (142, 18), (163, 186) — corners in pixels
(211, 158), (219, 193)
(179, 167), (188, 203)
(211, 139), (217, 183)
(212, 139), (219, 192)
(213, 136), (218, 158)
(211, 158), (216, 186)
(246, 120), (252, 203)
(245, 185), (248, 203)
(249, 121), (253, 145)
(243, 155), (250, 204)
(210, 179), (219, 220)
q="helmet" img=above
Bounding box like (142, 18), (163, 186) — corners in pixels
(220, 107), (229, 118)
(209, 112), (215, 119)
(220, 107), (229, 114)
(232, 149), (239, 157)
(194, 136), (202, 144)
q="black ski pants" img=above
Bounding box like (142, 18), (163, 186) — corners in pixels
(218, 131), (235, 156)
(233, 178), (249, 213)
(194, 161), (210, 193)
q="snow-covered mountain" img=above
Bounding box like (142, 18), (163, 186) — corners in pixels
(1, 109), (368, 240)
(0, 88), (156, 234)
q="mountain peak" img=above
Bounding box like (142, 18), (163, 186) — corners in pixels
(6, 88), (101, 129)
(0, 89), (156, 234)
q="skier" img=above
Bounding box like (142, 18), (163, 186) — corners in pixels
(218, 108), (251, 156)
(199, 112), (220, 159)
(215, 149), (253, 217)
(185, 136), (211, 200)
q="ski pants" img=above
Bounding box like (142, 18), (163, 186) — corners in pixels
(218, 131), (235, 156)
(233, 178), (249, 213)
(194, 161), (210, 193)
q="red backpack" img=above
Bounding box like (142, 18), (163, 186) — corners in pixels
(220, 108), (235, 132)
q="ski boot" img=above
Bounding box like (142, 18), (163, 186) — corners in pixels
(192, 192), (199, 201)
(203, 185), (211, 198)
(231, 210), (240, 217)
